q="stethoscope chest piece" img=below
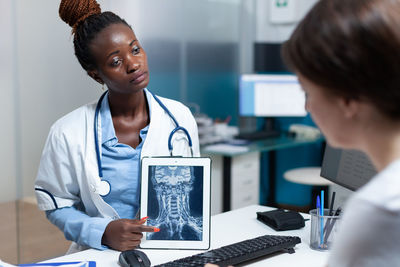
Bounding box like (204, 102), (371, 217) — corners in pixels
(98, 180), (111, 197)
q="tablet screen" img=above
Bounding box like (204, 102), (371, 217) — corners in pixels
(140, 157), (211, 250)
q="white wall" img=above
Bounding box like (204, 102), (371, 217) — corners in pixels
(15, 0), (107, 198)
(238, 0), (318, 74)
(0, 0), (106, 201)
(0, 0), (17, 202)
(255, 0), (318, 42)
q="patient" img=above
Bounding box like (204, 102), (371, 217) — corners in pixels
(208, 0), (400, 266)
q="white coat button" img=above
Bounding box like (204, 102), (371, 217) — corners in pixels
(90, 184), (96, 193)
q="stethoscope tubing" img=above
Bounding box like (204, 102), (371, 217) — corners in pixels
(94, 91), (107, 179)
(149, 90), (193, 155)
(94, 90), (193, 194)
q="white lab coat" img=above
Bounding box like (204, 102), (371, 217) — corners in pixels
(0, 259), (15, 267)
(34, 90), (200, 252)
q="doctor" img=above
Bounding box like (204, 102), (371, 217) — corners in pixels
(34, 0), (200, 253)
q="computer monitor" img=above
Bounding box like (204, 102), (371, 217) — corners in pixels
(239, 74), (307, 117)
(320, 145), (377, 191)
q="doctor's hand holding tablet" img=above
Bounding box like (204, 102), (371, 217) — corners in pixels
(34, 0), (199, 252)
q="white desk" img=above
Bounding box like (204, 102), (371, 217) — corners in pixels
(43, 205), (329, 266)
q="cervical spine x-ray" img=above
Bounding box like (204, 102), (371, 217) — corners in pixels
(146, 165), (203, 241)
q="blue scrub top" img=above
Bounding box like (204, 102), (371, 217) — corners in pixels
(100, 91), (150, 219)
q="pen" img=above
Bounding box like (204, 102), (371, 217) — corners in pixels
(335, 207), (342, 216)
(329, 192), (336, 216)
(321, 190), (324, 215)
(324, 207), (342, 244)
(316, 196), (323, 247)
(320, 190), (324, 247)
(324, 191), (336, 234)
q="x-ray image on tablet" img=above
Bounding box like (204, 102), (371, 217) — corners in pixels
(146, 165), (203, 240)
(140, 157), (211, 250)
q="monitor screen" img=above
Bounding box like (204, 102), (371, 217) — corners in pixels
(320, 145), (377, 191)
(239, 74), (307, 117)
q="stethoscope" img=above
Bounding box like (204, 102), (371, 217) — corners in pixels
(94, 90), (193, 196)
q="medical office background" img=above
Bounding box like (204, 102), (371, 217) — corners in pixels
(0, 0), (334, 264)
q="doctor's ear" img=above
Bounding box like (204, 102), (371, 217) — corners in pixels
(338, 97), (360, 119)
(87, 70), (104, 85)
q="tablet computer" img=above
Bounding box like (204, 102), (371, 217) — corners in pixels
(139, 157), (211, 250)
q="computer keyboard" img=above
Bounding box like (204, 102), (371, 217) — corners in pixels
(154, 234), (301, 267)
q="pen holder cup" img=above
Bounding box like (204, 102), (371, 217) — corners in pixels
(309, 209), (341, 251)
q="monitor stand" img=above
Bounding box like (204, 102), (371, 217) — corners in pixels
(236, 118), (281, 141)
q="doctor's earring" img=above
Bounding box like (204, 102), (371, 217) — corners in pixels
(101, 84), (105, 91)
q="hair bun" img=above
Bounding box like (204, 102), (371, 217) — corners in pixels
(59, 0), (101, 31)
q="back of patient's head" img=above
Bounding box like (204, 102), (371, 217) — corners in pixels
(282, 0), (400, 120)
(58, 0), (131, 71)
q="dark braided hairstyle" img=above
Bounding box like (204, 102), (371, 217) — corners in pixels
(59, 0), (131, 71)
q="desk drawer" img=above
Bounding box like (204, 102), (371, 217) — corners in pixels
(231, 153), (259, 175)
(231, 153), (260, 210)
(231, 185), (259, 210)
(231, 174), (258, 191)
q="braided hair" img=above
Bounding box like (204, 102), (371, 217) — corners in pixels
(59, 0), (131, 71)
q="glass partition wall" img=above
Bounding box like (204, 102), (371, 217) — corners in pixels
(0, 0), (242, 263)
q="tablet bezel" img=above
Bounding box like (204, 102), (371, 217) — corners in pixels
(139, 156), (211, 250)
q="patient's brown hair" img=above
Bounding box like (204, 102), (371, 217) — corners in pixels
(282, 0), (400, 120)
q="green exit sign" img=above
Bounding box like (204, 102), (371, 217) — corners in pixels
(269, 0), (297, 24)
(276, 0), (289, 8)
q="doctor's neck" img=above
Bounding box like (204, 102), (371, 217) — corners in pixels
(108, 89), (149, 118)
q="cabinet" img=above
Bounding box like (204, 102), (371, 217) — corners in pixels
(206, 152), (260, 214)
(230, 153), (260, 210)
